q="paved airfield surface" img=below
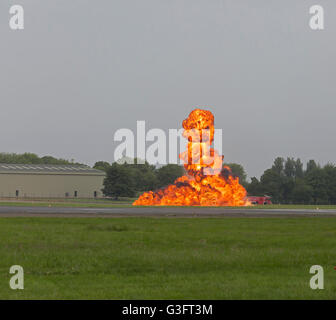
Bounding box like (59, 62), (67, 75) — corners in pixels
(0, 206), (336, 218)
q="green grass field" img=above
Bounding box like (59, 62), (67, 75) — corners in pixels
(0, 199), (336, 210)
(0, 198), (135, 208)
(0, 201), (133, 208)
(0, 217), (335, 299)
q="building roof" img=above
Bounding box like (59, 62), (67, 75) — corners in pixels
(0, 164), (105, 176)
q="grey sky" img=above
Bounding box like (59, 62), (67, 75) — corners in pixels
(0, 0), (335, 178)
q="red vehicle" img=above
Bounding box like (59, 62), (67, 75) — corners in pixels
(247, 196), (272, 205)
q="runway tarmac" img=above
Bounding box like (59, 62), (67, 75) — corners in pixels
(0, 206), (336, 218)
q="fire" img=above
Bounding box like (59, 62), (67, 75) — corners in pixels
(133, 109), (248, 206)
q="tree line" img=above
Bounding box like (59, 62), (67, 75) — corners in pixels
(94, 160), (184, 199)
(0, 152), (80, 165)
(95, 160), (248, 200)
(97, 157), (336, 205)
(1, 153), (334, 204)
(246, 157), (336, 205)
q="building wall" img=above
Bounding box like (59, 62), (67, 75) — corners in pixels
(0, 173), (105, 198)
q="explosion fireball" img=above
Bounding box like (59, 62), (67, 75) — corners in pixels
(133, 109), (248, 206)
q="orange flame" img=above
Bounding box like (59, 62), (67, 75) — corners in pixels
(133, 109), (248, 206)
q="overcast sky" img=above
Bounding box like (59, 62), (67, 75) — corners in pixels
(0, 0), (335, 178)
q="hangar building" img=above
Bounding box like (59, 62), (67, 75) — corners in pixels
(0, 164), (106, 199)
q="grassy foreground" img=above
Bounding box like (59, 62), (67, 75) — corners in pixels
(0, 199), (336, 210)
(0, 201), (133, 208)
(0, 217), (335, 299)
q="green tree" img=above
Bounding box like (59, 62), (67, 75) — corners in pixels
(0, 152), (79, 165)
(102, 163), (136, 199)
(40, 156), (72, 164)
(156, 164), (184, 189)
(291, 179), (313, 204)
(323, 163), (336, 204)
(93, 161), (111, 172)
(305, 167), (328, 204)
(271, 157), (285, 176)
(247, 157), (336, 205)
(224, 163), (248, 186)
(246, 177), (264, 196)
(284, 157), (296, 179)
(306, 160), (318, 175)
(260, 169), (285, 203)
(282, 178), (295, 203)
(294, 158), (304, 179)
(124, 159), (159, 192)
(282, 158), (299, 203)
